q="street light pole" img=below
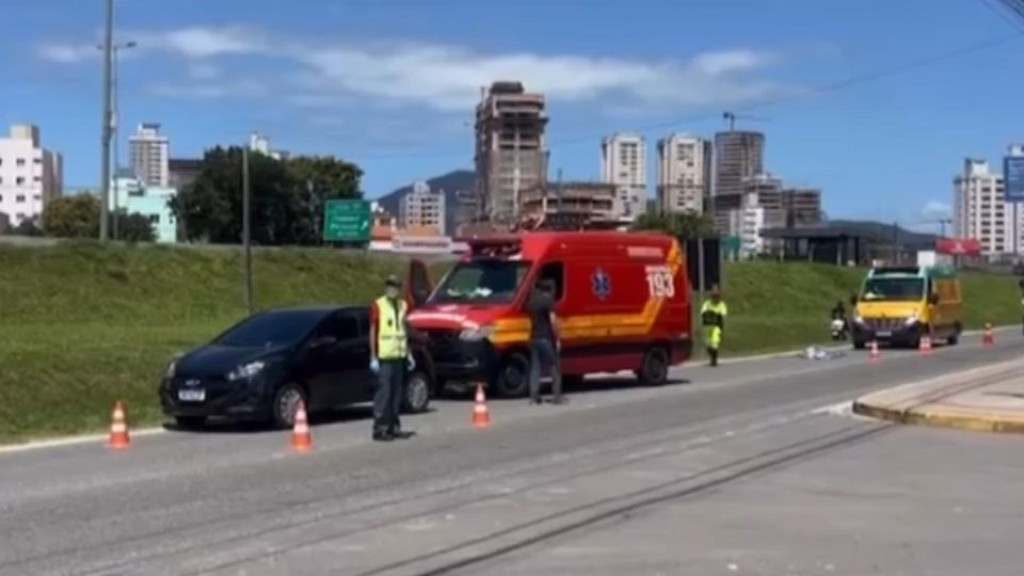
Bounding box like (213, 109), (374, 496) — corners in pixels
(105, 40), (137, 241)
(242, 146), (254, 314)
(99, 0), (114, 241)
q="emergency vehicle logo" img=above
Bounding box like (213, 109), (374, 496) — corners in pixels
(591, 268), (611, 300)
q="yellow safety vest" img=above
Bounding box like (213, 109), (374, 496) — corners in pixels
(375, 296), (408, 360)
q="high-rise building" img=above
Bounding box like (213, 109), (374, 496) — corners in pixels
(714, 130), (764, 198)
(953, 157), (1022, 255)
(0, 124), (63, 226)
(474, 81), (548, 224)
(656, 133), (711, 214)
(601, 132), (647, 221)
(129, 123), (170, 187)
(249, 132), (289, 161)
(399, 180), (446, 235)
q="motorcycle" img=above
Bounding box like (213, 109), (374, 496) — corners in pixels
(830, 316), (848, 341)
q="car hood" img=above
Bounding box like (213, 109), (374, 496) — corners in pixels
(176, 345), (288, 377)
(408, 303), (513, 331)
(856, 302), (923, 319)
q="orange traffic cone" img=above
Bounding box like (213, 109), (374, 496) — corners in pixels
(108, 401), (130, 450)
(918, 334), (933, 356)
(472, 384), (491, 428)
(869, 340), (881, 363)
(982, 323), (995, 346)
(290, 400), (313, 452)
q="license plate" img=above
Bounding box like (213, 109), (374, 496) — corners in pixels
(178, 389), (206, 402)
(876, 331), (892, 338)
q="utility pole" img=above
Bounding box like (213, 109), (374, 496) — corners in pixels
(99, 0), (114, 241)
(103, 40), (137, 240)
(242, 147), (254, 314)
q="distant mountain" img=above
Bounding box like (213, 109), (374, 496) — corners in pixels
(375, 170), (476, 235)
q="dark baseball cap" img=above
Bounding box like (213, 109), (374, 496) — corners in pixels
(385, 275), (402, 287)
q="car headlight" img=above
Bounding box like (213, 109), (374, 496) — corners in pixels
(904, 315), (918, 325)
(227, 360), (267, 381)
(459, 325), (495, 341)
(853, 315), (865, 324)
(165, 361), (177, 379)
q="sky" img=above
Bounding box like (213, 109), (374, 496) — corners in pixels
(3, 0), (1024, 232)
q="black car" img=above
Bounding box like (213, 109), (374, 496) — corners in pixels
(159, 305), (435, 429)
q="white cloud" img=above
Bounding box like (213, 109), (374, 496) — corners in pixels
(922, 200), (952, 219)
(39, 25), (790, 113)
(37, 44), (96, 63)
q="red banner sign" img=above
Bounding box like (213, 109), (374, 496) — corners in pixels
(935, 237), (981, 256)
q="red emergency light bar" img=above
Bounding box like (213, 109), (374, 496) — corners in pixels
(467, 235), (522, 258)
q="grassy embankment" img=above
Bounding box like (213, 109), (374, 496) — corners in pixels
(0, 242), (1019, 443)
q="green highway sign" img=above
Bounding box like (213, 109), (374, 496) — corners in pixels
(323, 199), (372, 242)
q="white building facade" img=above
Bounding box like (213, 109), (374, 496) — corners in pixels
(249, 132), (289, 160)
(953, 157), (1024, 256)
(601, 132), (647, 221)
(129, 123), (170, 187)
(0, 124), (63, 226)
(399, 181), (446, 235)
(656, 133), (710, 214)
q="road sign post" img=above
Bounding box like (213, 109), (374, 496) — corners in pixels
(323, 199), (372, 244)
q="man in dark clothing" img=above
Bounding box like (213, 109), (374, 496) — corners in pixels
(526, 279), (565, 405)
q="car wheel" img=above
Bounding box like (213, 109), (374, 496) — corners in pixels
(852, 339), (866, 350)
(272, 383), (307, 430)
(402, 371), (432, 414)
(637, 346), (670, 387)
(494, 352), (530, 398)
(174, 416), (206, 430)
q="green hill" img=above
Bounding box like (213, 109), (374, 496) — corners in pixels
(0, 242), (1018, 443)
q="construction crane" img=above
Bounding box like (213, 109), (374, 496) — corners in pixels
(722, 111), (770, 131)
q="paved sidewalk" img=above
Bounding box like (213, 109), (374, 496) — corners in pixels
(853, 358), (1024, 434)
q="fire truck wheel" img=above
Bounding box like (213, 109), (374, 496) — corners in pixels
(495, 352), (530, 398)
(637, 346), (669, 387)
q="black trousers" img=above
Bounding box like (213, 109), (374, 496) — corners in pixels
(373, 359), (404, 433)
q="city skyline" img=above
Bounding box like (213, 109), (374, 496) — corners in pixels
(7, 0), (1023, 229)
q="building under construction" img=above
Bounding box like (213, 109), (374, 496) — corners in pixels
(474, 81), (548, 225)
(714, 130), (765, 197)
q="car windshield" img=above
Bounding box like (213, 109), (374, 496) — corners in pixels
(214, 310), (326, 348)
(861, 277), (924, 302)
(431, 259), (531, 304)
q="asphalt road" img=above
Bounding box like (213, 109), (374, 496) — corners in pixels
(1, 331), (1022, 575)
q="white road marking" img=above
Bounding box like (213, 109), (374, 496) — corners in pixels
(0, 427), (166, 455)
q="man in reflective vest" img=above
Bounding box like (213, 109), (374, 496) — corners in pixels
(369, 275), (415, 442)
(701, 285), (728, 367)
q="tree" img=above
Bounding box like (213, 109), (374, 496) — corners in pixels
(632, 210), (715, 239)
(42, 194), (100, 238)
(12, 218), (44, 237)
(287, 155), (363, 243)
(113, 210), (156, 243)
(169, 147), (363, 245)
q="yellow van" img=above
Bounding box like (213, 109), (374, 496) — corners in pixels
(850, 265), (963, 349)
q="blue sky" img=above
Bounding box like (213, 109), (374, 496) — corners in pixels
(3, 0), (1023, 231)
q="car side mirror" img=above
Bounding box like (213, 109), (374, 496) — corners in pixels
(848, 293), (858, 306)
(412, 288), (429, 309)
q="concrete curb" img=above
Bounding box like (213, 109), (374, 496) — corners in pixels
(851, 357), (1024, 435)
(851, 401), (1024, 434)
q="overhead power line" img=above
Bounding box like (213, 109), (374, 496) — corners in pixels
(353, 33), (1022, 160)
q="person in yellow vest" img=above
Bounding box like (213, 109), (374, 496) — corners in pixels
(701, 285), (728, 367)
(369, 275), (415, 442)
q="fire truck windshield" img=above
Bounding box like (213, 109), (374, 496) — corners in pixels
(431, 259), (531, 304)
